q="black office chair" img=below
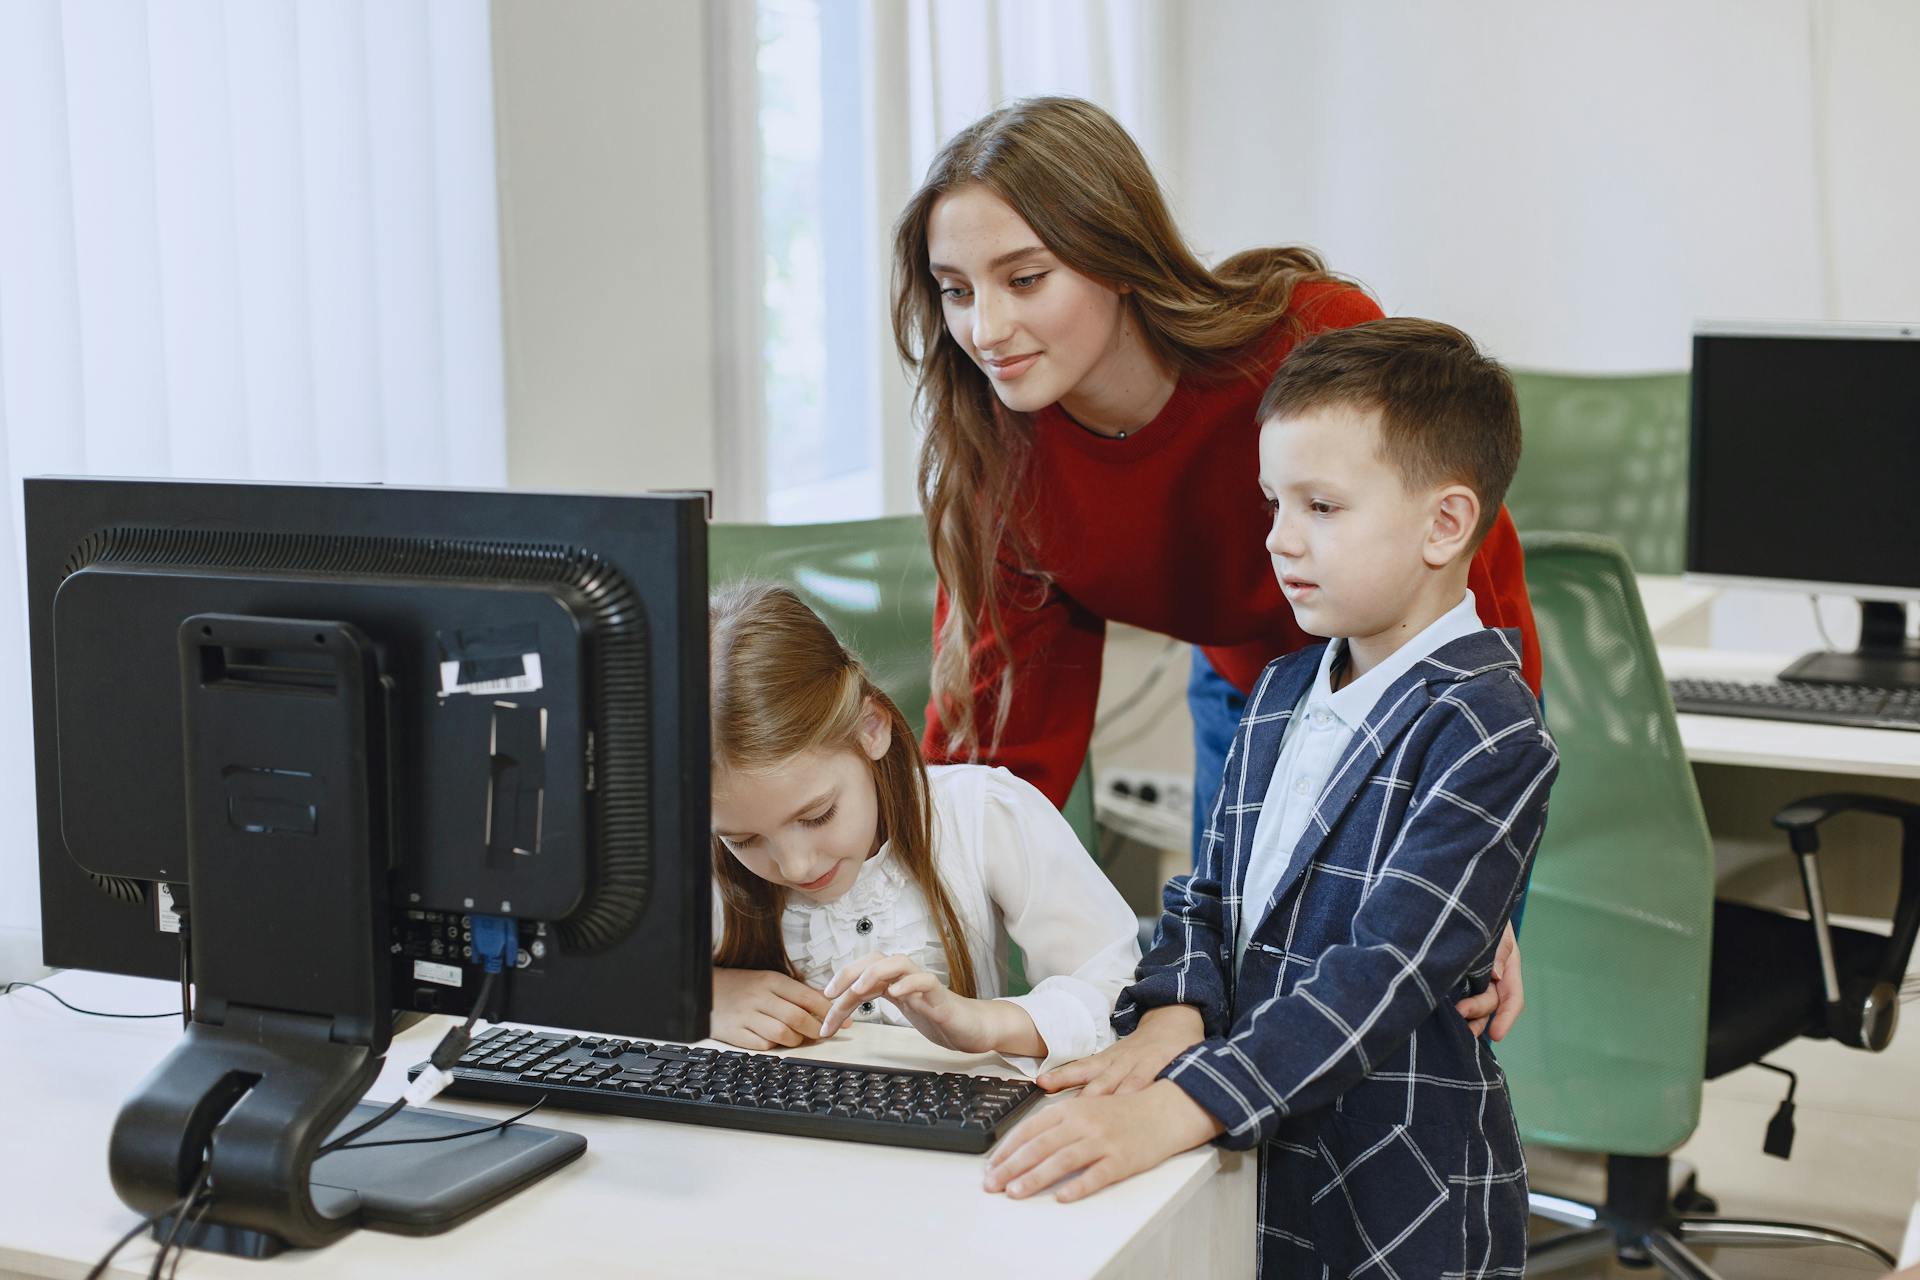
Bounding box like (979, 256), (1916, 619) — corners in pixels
(1533, 791), (1920, 1274)
(1710, 793), (1919, 1108)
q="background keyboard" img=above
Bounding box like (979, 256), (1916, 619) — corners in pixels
(1668, 677), (1920, 732)
(410, 1025), (1042, 1154)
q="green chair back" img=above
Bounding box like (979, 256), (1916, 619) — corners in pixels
(707, 517), (1097, 855)
(710, 515), (940, 737)
(1507, 371), (1690, 575)
(1499, 532), (1713, 1156)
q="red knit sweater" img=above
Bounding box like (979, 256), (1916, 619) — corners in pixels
(922, 282), (1543, 807)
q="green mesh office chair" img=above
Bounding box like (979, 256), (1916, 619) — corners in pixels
(1508, 533), (1896, 1275)
(1506, 372), (1690, 573)
(709, 515), (943, 740)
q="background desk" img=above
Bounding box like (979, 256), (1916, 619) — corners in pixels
(0, 971), (1254, 1280)
(1643, 590), (1920, 1261)
(1660, 644), (1920, 781)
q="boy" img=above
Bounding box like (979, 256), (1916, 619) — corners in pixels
(984, 318), (1556, 1279)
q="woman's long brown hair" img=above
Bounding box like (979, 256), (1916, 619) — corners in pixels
(892, 95), (1349, 755)
(709, 582), (977, 998)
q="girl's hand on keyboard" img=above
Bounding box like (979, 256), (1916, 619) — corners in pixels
(821, 953), (1038, 1057)
(710, 967), (832, 1050)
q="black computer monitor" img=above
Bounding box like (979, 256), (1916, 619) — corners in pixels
(26, 477), (710, 1253)
(1688, 321), (1920, 688)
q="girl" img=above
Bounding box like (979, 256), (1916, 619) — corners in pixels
(707, 581), (1140, 1075)
(892, 96), (1532, 1036)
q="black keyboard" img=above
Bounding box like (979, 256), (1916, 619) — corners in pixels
(1668, 677), (1920, 732)
(408, 1025), (1041, 1154)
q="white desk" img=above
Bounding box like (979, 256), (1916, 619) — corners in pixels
(0, 970), (1254, 1280)
(1645, 579), (1920, 921)
(1660, 645), (1920, 781)
(1629, 573), (1920, 781)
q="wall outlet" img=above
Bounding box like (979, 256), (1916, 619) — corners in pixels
(1093, 768), (1193, 853)
(1099, 768), (1192, 813)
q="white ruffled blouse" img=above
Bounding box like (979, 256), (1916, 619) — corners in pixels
(715, 764), (1142, 1076)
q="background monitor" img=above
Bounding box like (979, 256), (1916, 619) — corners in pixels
(27, 477), (711, 1251)
(1688, 320), (1920, 686)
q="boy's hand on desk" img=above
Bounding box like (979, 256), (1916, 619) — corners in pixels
(983, 1079), (1223, 1203)
(819, 953), (1033, 1057)
(1036, 1004), (1204, 1096)
(711, 968), (831, 1050)
(1455, 921), (1524, 1041)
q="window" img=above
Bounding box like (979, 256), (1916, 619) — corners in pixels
(755, 0), (879, 523)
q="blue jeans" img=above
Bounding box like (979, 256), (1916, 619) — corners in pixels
(1185, 646), (1533, 931)
(1187, 647), (1249, 863)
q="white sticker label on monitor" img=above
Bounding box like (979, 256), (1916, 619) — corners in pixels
(156, 883), (181, 935)
(413, 960), (464, 988)
(439, 653), (543, 697)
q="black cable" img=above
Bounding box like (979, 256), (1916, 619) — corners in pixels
(176, 924), (193, 1030)
(326, 1096), (548, 1153)
(315, 1097), (406, 1159)
(314, 968), (501, 1158)
(164, 1190), (216, 1280)
(84, 1212), (159, 1280)
(147, 1162), (211, 1280)
(1752, 1059), (1798, 1101)
(460, 969), (499, 1038)
(83, 1160), (206, 1280)
(3, 981), (180, 1019)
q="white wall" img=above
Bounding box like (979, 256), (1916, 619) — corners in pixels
(1174, 0), (1920, 372)
(491, 0), (719, 496)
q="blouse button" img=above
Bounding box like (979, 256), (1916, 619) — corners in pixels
(855, 916), (873, 935)
(860, 1001), (875, 1014)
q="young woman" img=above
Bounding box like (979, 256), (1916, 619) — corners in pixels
(891, 96), (1536, 1035)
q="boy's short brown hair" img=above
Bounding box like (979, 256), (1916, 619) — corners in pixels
(1257, 318), (1522, 546)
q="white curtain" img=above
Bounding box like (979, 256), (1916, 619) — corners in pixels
(895, 0), (1175, 190)
(0, 0), (507, 965)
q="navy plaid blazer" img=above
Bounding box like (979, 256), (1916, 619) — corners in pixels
(1116, 628), (1557, 1279)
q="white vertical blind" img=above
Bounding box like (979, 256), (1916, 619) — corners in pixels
(0, 0), (507, 957)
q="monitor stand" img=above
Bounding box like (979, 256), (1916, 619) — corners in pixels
(151, 1101), (585, 1257)
(1780, 600), (1920, 690)
(107, 613), (584, 1259)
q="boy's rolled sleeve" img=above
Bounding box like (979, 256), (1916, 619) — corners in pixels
(1113, 871), (1232, 1038)
(1162, 718), (1558, 1150)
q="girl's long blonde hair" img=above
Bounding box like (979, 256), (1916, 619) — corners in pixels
(892, 95), (1348, 753)
(709, 582), (977, 998)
